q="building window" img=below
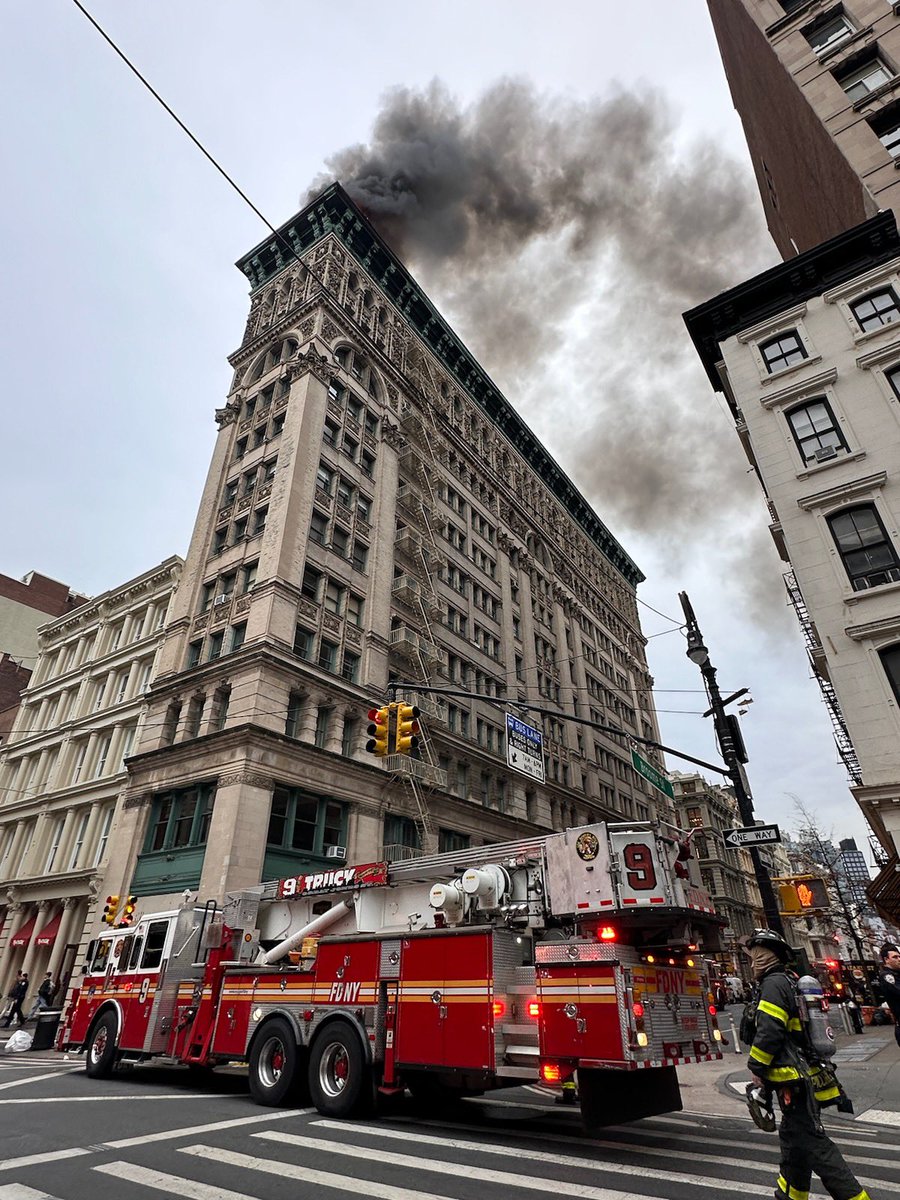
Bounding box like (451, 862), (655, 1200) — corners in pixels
(241, 561), (258, 593)
(309, 510), (328, 545)
(94, 733), (113, 777)
(805, 13), (854, 56)
(230, 622), (246, 653)
(67, 810), (90, 871)
(879, 643), (900, 704)
(439, 828), (470, 853)
(331, 527), (350, 557)
(341, 650), (360, 683)
(266, 787), (346, 857)
(143, 785), (215, 853)
(346, 593), (364, 627)
(301, 565), (322, 601)
(208, 631), (224, 661)
(341, 717), (358, 757)
(314, 706), (331, 748)
(187, 640), (202, 668)
(318, 639), (338, 673)
(828, 505), (900, 591)
(252, 507), (268, 536)
(351, 541), (369, 572)
(785, 398), (847, 464)
(93, 806), (115, 865)
(836, 55), (892, 101)
(759, 330), (807, 373)
(850, 288), (900, 332)
(44, 816), (66, 873)
(293, 625), (313, 660)
(873, 108), (900, 158)
(316, 463), (334, 495)
(356, 494), (372, 523)
(324, 418), (339, 447)
(286, 691), (303, 738)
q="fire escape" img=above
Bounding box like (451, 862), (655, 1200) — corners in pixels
(784, 570), (862, 786)
(382, 401), (449, 856)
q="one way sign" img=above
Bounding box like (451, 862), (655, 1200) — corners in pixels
(723, 824), (781, 848)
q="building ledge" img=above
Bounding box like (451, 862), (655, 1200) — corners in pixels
(758, 364), (835, 409)
(796, 469), (886, 510)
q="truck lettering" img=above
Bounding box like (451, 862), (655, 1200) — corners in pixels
(328, 981), (361, 1003)
(655, 968), (685, 995)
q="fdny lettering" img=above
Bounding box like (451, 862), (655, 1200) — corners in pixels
(655, 968), (686, 995)
(329, 981), (362, 1003)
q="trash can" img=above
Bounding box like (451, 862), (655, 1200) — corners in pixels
(30, 1010), (62, 1052)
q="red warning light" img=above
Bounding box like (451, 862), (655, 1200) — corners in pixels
(599, 926), (617, 941)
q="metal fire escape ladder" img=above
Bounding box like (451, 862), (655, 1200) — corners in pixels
(784, 571), (863, 786)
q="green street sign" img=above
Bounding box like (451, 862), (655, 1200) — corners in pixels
(631, 747), (674, 800)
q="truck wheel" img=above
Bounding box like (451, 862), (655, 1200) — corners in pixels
(249, 1018), (302, 1106)
(308, 1019), (371, 1117)
(85, 1011), (118, 1079)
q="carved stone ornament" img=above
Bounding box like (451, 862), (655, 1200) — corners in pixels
(216, 770), (273, 791)
(382, 421), (404, 450)
(285, 348), (338, 386)
(321, 317), (341, 344)
(214, 399), (242, 429)
(123, 793), (151, 811)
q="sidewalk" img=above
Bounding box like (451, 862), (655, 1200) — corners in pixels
(676, 1018), (900, 1126)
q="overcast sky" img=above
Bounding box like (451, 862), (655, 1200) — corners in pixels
(0, 3), (874, 857)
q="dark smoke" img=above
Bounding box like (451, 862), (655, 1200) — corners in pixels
(307, 79), (784, 631)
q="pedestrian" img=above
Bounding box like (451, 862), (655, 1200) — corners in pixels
(874, 943), (900, 1048)
(2, 972), (28, 1028)
(27, 972), (56, 1020)
(744, 929), (871, 1200)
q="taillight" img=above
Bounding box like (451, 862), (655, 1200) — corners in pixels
(541, 1063), (562, 1084)
(599, 925), (616, 941)
(492, 1001), (505, 1018)
(632, 1002), (644, 1018)
(708, 1004), (717, 1015)
(527, 999), (540, 1019)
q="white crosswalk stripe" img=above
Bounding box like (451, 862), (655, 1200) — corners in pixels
(1, 1106), (896, 1200)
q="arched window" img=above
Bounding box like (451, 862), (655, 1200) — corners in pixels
(827, 505), (900, 591)
(335, 345), (381, 398)
(246, 338), (297, 383)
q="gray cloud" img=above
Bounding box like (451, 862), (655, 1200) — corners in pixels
(307, 78), (782, 628)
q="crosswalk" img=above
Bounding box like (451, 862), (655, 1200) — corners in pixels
(0, 1104), (897, 1200)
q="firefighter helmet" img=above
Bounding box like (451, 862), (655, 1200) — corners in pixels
(747, 928), (794, 961)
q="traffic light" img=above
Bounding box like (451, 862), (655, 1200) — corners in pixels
(119, 896), (136, 927)
(393, 704), (420, 756)
(366, 705), (392, 757)
(102, 895), (120, 926)
(775, 875), (829, 915)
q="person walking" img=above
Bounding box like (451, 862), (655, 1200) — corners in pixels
(27, 972), (56, 1020)
(745, 929), (871, 1200)
(875, 943), (900, 1048)
(2, 972), (28, 1028)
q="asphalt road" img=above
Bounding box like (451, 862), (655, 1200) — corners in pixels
(0, 1055), (897, 1200)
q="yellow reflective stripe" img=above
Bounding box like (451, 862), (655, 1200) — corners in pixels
(766, 1065), (801, 1081)
(758, 999), (789, 1025)
(776, 1174), (808, 1200)
(847, 1192), (870, 1200)
(815, 1086), (840, 1102)
(749, 1045), (774, 1065)
(788, 1017), (802, 1031)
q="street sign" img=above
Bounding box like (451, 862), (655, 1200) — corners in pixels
(506, 713), (545, 782)
(722, 824), (781, 848)
(630, 746), (674, 800)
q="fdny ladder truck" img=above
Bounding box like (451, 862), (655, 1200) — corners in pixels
(59, 820), (725, 1127)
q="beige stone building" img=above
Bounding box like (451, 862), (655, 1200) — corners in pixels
(708, 0), (900, 259)
(671, 772), (760, 973)
(104, 184), (671, 919)
(0, 557), (181, 1000)
(685, 212), (900, 923)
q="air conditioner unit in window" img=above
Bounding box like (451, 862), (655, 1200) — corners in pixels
(214, 593), (230, 605)
(813, 445), (839, 463)
(325, 845), (347, 859)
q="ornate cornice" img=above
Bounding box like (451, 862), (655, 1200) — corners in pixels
(215, 399), (242, 429)
(285, 347), (338, 386)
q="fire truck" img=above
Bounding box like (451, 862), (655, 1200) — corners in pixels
(58, 820), (725, 1128)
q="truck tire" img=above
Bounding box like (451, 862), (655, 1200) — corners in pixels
(308, 1019), (372, 1117)
(85, 1011), (118, 1079)
(248, 1017), (302, 1106)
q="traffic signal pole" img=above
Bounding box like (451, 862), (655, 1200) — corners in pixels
(678, 592), (785, 937)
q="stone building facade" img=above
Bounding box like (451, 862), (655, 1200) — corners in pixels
(708, 0), (900, 258)
(685, 211), (900, 922)
(104, 184), (671, 921)
(0, 557), (181, 1000)
(670, 772), (760, 973)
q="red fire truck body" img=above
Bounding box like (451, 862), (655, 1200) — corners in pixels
(59, 821), (725, 1127)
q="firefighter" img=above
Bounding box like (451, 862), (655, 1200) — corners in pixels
(745, 929), (872, 1200)
(875, 944), (900, 1047)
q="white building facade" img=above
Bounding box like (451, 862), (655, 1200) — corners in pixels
(0, 556), (181, 1000)
(685, 212), (900, 923)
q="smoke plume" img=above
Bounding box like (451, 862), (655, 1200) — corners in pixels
(307, 79), (784, 631)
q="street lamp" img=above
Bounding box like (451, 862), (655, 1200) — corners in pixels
(678, 591), (785, 936)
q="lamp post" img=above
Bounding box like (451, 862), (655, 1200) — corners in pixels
(678, 591), (785, 936)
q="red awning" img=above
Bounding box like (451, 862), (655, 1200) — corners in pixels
(10, 913), (37, 948)
(35, 909), (62, 948)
